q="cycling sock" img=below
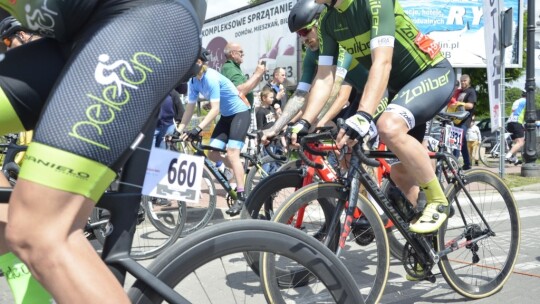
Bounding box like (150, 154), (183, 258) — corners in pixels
(0, 252), (54, 304)
(419, 177), (447, 206)
(236, 187), (244, 193)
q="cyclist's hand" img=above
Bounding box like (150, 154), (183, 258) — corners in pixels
(182, 126), (202, 141)
(337, 111), (372, 148)
(285, 119), (310, 146)
(260, 129), (277, 145)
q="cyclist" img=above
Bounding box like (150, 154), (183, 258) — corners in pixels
(261, 0), (373, 144)
(177, 48), (251, 217)
(0, 1), (205, 303)
(292, 0), (455, 235)
(505, 90), (526, 165)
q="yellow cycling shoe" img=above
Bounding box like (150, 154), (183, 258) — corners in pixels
(409, 202), (448, 234)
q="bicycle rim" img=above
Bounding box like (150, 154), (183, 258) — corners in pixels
(437, 169), (520, 298)
(179, 168), (217, 236)
(130, 199), (186, 260)
(265, 182), (389, 304)
(128, 220), (364, 304)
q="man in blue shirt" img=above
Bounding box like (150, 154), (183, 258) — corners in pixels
(177, 49), (251, 216)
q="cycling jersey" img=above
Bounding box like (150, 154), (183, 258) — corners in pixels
(508, 97), (526, 124)
(316, 0), (454, 141)
(298, 46), (367, 93)
(0, 0), (99, 42)
(188, 68), (250, 117)
(317, 0), (445, 92)
(0, 0), (203, 201)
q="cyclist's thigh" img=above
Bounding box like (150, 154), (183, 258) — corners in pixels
(227, 110), (250, 149)
(385, 60), (455, 132)
(0, 39), (66, 133)
(20, 0), (201, 201)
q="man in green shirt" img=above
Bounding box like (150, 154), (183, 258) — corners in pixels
(221, 42), (266, 108)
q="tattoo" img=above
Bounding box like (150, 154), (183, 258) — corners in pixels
(317, 77), (345, 121)
(268, 90), (308, 133)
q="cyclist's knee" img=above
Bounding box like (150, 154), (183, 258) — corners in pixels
(377, 114), (408, 143)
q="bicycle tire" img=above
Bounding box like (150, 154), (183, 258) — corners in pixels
(178, 168), (216, 236)
(241, 169), (323, 284)
(244, 155), (286, 195)
(437, 168), (520, 299)
(128, 220), (364, 304)
(478, 137), (501, 168)
(91, 200), (186, 260)
(265, 182), (389, 304)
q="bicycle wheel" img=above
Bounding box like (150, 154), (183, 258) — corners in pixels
(244, 155), (286, 195)
(241, 170), (311, 278)
(265, 182), (389, 304)
(128, 220), (364, 304)
(178, 168), (216, 236)
(91, 199), (186, 260)
(478, 137), (501, 168)
(437, 168), (520, 298)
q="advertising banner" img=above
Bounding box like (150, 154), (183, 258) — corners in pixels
(202, 0), (298, 88)
(483, 0), (503, 132)
(402, 0), (523, 68)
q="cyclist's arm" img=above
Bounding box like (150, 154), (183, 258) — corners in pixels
(177, 102), (196, 133)
(265, 89), (309, 135)
(299, 64), (334, 124)
(316, 48), (355, 126)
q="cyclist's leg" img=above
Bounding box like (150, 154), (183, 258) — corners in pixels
(5, 1), (201, 302)
(0, 38), (66, 303)
(377, 60), (455, 234)
(225, 110), (250, 191)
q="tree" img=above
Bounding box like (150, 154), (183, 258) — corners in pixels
(463, 9), (540, 119)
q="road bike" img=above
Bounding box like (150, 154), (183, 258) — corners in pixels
(0, 133), (27, 186)
(264, 111), (520, 302)
(479, 127), (518, 168)
(0, 122), (365, 303)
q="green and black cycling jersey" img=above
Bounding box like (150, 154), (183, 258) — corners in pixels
(317, 0), (445, 92)
(298, 46), (367, 93)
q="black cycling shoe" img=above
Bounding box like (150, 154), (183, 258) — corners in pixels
(226, 192), (246, 217)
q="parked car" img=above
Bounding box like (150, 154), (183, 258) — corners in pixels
(477, 118), (511, 149)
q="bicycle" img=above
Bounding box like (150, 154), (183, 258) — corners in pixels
(167, 132), (285, 214)
(0, 121), (365, 303)
(0, 133), (27, 186)
(478, 127), (518, 168)
(240, 129), (394, 303)
(264, 111), (520, 301)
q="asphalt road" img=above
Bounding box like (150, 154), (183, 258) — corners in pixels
(0, 184), (539, 303)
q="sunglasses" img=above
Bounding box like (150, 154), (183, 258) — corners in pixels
(233, 50), (244, 55)
(2, 35), (16, 48)
(296, 20), (317, 37)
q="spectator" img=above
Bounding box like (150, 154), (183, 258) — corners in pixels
(466, 115), (481, 166)
(256, 86), (282, 173)
(177, 49), (251, 217)
(155, 95), (174, 148)
(220, 42), (266, 108)
(265, 67), (288, 109)
(452, 74), (477, 170)
(505, 90), (526, 165)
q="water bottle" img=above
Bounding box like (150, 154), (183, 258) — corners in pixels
(387, 183), (416, 223)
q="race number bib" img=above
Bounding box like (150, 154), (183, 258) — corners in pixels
(444, 126), (464, 151)
(142, 147), (204, 203)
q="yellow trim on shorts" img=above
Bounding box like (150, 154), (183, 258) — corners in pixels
(18, 142), (117, 202)
(0, 87), (25, 134)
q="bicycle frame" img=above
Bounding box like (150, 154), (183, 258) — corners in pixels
(0, 120), (189, 303)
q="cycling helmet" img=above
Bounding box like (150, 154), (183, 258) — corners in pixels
(288, 0), (324, 33)
(0, 16), (23, 40)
